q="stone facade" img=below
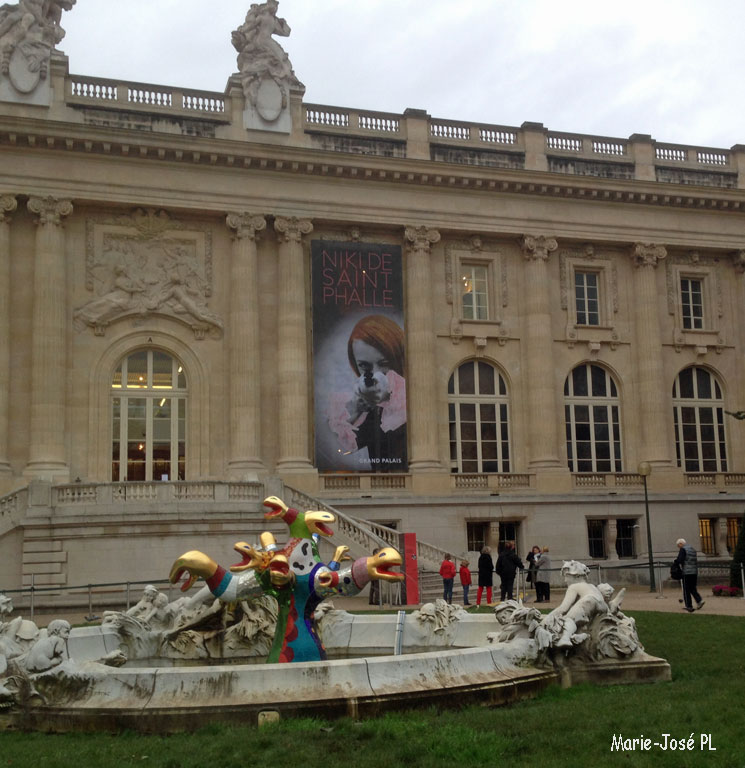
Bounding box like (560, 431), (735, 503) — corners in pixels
(1, 11), (745, 595)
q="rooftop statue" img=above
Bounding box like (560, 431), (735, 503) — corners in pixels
(232, 1), (302, 130)
(0, 0), (75, 94)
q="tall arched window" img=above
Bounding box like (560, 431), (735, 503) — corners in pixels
(111, 349), (187, 481)
(448, 360), (510, 473)
(564, 363), (622, 473)
(673, 366), (727, 472)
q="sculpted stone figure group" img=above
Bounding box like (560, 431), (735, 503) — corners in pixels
(487, 560), (641, 664)
(0, 0), (75, 93)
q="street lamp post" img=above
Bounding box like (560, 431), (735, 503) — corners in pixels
(638, 461), (655, 591)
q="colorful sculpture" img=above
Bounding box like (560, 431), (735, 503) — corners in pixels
(169, 496), (404, 662)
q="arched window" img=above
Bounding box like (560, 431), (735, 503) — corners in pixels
(448, 360), (510, 473)
(564, 363), (622, 473)
(111, 349), (187, 481)
(673, 366), (727, 472)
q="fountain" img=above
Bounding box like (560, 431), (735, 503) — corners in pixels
(0, 499), (670, 732)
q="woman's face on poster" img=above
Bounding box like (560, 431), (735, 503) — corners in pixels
(351, 339), (390, 377)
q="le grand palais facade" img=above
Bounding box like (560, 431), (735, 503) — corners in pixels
(1, 2), (745, 594)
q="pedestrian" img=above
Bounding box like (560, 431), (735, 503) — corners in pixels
(476, 546), (494, 606)
(439, 553), (456, 604)
(459, 559), (472, 605)
(495, 541), (524, 601)
(526, 545), (541, 599)
(535, 546), (551, 602)
(674, 538), (705, 612)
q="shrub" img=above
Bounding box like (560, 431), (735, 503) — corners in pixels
(712, 584), (741, 597)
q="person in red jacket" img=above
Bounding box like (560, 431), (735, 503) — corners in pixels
(439, 554), (456, 604)
(459, 559), (472, 605)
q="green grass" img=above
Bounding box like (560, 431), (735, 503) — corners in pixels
(2, 612), (743, 768)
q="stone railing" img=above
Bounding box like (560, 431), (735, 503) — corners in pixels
(0, 487), (26, 536)
(451, 473), (532, 491)
(53, 480), (264, 506)
(320, 473), (409, 492)
(54, 72), (745, 189)
(285, 484), (445, 570)
(572, 473), (645, 489)
(685, 473), (745, 488)
(67, 75), (229, 119)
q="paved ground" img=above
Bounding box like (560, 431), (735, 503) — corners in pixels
(332, 584), (745, 617)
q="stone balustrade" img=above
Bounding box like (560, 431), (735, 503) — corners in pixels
(53, 71), (745, 188)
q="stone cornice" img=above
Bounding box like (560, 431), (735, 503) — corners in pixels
(1, 117), (744, 216)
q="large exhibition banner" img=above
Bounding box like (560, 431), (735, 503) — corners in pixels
(311, 240), (407, 473)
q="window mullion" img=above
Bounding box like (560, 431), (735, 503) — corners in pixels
(145, 397), (153, 481)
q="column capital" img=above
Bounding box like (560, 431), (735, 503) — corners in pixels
(274, 216), (313, 243)
(731, 249), (745, 274)
(27, 196), (73, 225)
(0, 194), (17, 223)
(226, 212), (267, 240)
(404, 225), (440, 252)
(632, 242), (667, 268)
(521, 234), (558, 261)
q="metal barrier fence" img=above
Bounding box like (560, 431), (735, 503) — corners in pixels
(2, 561), (743, 620)
(0, 577), (177, 622)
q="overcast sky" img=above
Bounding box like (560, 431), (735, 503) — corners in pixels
(59, 1), (745, 149)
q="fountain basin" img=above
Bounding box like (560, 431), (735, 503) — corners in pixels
(1, 610), (670, 733)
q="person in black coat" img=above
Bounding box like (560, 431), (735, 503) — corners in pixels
(495, 541), (524, 601)
(476, 546), (494, 606)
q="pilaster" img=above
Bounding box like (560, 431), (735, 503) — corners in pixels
(404, 226), (442, 471)
(0, 194), (17, 477)
(226, 213), (267, 476)
(274, 216), (314, 471)
(25, 195), (72, 482)
(631, 243), (672, 468)
(521, 235), (563, 472)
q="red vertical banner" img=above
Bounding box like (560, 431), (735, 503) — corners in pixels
(398, 532), (419, 605)
(311, 241), (407, 473)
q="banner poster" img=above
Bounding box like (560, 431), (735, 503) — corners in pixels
(311, 240), (407, 473)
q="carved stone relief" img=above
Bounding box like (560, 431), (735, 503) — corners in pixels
(74, 209), (221, 339)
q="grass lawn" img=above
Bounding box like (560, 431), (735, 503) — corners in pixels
(2, 612), (743, 768)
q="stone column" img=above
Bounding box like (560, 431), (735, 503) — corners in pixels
(226, 212), (267, 475)
(25, 196), (73, 481)
(521, 235), (562, 469)
(0, 195), (17, 478)
(607, 519), (619, 561)
(631, 243), (672, 467)
(274, 216), (314, 471)
(404, 226), (442, 471)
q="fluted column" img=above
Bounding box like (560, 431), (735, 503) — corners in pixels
(26, 196), (73, 480)
(274, 216), (314, 471)
(404, 226), (442, 471)
(0, 195), (17, 477)
(226, 212), (267, 475)
(631, 243), (672, 467)
(521, 235), (562, 469)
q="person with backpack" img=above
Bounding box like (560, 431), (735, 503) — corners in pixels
(674, 537), (705, 612)
(495, 541), (524, 601)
